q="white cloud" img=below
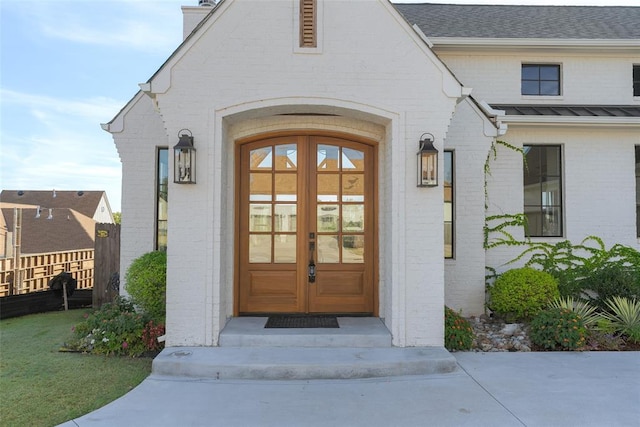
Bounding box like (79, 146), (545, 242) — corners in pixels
(0, 89), (123, 210)
(15, 0), (183, 54)
(1, 89), (123, 124)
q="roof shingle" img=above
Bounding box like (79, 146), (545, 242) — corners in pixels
(395, 4), (640, 40)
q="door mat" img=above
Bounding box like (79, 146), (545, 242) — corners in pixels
(265, 316), (339, 329)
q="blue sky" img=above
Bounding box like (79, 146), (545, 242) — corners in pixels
(1, 0), (636, 212)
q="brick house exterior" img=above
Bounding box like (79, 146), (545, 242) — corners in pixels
(103, 1), (640, 348)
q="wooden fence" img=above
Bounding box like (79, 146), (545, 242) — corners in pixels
(0, 249), (94, 297)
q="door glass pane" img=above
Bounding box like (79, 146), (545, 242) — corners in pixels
(249, 204), (272, 232)
(249, 235), (271, 263)
(317, 174), (339, 202)
(275, 144), (297, 170)
(342, 148), (364, 171)
(342, 174), (364, 202)
(275, 204), (297, 232)
(250, 173), (272, 201)
(317, 145), (340, 171)
(342, 235), (364, 263)
(250, 147), (272, 170)
(342, 204), (364, 232)
(318, 235), (339, 263)
(275, 174), (297, 201)
(317, 205), (339, 232)
(274, 234), (296, 263)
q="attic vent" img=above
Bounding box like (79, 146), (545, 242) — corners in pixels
(198, 0), (214, 6)
(17, 190), (24, 196)
(77, 191), (84, 196)
(300, 0), (316, 48)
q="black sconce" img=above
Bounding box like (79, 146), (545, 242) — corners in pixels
(173, 129), (196, 184)
(417, 133), (438, 187)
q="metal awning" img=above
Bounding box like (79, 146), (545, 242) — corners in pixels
(491, 105), (640, 117)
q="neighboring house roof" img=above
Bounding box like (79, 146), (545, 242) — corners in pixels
(0, 190), (107, 219)
(1, 207), (94, 254)
(395, 4), (640, 39)
(491, 105), (640, 117)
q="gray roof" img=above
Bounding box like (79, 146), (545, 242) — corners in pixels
(491, 105), (640, 117)
(0, 190), (105, 219)
(395, 3), (640, 39)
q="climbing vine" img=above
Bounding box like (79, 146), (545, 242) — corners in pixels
(482, 140), (526, 249)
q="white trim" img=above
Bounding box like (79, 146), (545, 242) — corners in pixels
(430, 37), (640, 50)
(502, 116), (640, 127)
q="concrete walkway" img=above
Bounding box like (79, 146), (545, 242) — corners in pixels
(60, 352), (639, 427)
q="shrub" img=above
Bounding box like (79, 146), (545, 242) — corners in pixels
(578, 266), (640, 310)
(444, 306), (474, 351)
(548, 296), (599, 328)
(509, 238), (640, 301)
(125, 251), (167, 322)
(489, 267), (559, 322)
(586, 331), (624, 351)
(597, 296), (640, 343)
(66, 297), (165, 356)
(530, 308), (588, 350)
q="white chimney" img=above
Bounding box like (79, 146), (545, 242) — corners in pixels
(182, 1), (216, 40)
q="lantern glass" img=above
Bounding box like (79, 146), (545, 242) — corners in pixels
(417, 136), (438, 187)
(173, 133), (196, 184)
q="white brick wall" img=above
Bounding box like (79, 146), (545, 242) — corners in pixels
(443, 100), (495, 316)
(485, 127), (640, 275)
(437, 50), (640, 105)
(111, 94), (169, 297)
(122, 0), (465, 347)
(109, 1), (639, 348)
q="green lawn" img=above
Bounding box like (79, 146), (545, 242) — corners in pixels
(0, 310), (152, 427)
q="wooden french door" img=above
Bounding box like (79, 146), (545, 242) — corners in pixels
(237, 135), (376, 314)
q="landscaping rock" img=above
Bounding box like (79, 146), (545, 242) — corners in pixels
(468, 315), (531, 352)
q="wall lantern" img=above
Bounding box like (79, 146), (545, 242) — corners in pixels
(417, 133), (438, 187)
(173, 129), (196, 184)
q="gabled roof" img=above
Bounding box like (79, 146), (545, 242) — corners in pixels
(0, 190), (106, 219)
(1, 207), (94, 254)
(395, 4), (640, 39)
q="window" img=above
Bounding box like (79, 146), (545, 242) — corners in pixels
(522, 64), (561, 96)
(157, 148), (168, 251)
(299, 0), (316, 48)
(636, 146), (640, 237)
(634, 65), (640, 97)
(523, 145), (563, 237)
(444, 151), (454, 258)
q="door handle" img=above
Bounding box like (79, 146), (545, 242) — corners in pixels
(308, 241), (316, 283)
(308, 261), (316, 283)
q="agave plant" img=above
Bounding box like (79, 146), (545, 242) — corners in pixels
(548, 296), (599, 327)
(597, 296), (640, 343)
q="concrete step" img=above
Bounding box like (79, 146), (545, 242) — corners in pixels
(218, 317), (392, 348)
(152, 346), (457, 380)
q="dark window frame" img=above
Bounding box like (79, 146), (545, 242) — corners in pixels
(156, 147), (168, 251)
(521, 64), (561, 96)
(633, 65), (640, 97)
(636, 146), (640, 238)
(523, 145), (563, 238)
(444, 151), (454, 259)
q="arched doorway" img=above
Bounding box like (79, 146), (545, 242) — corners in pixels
(236, 134), (377, 314)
